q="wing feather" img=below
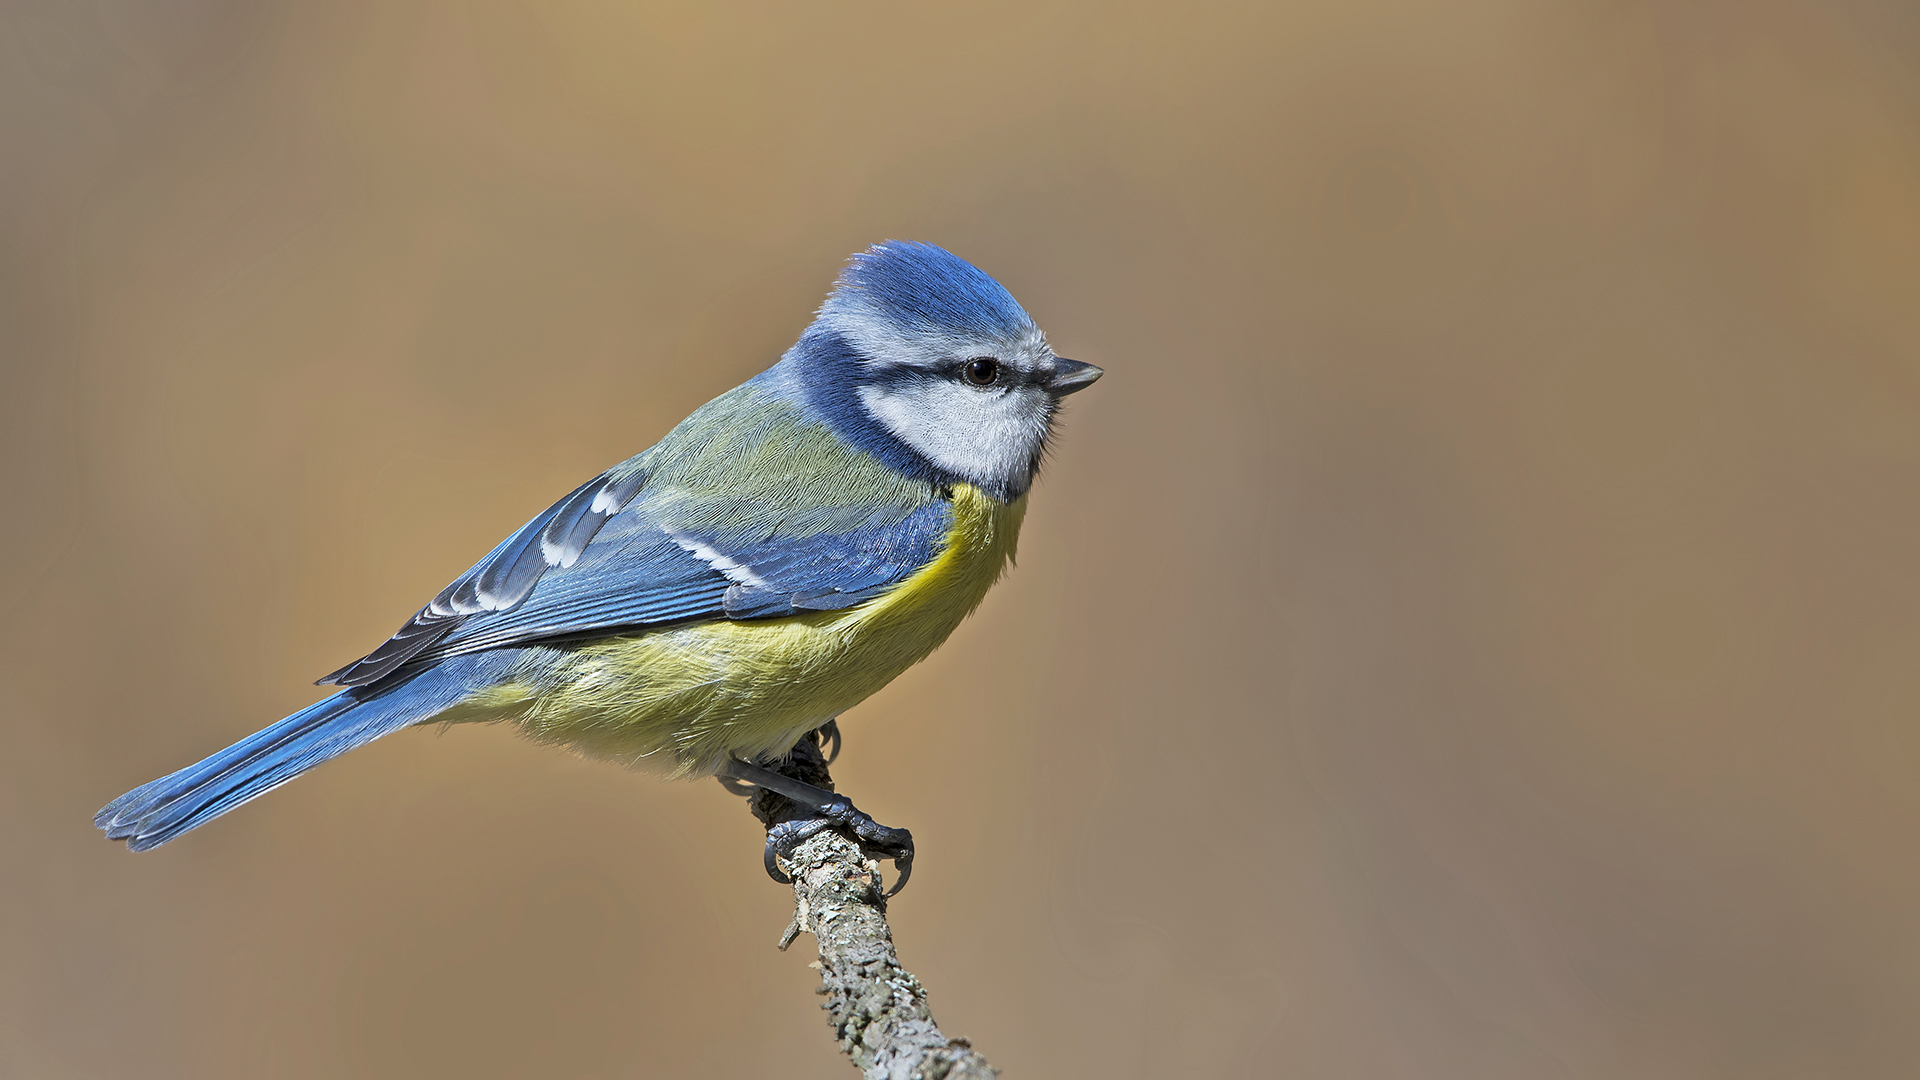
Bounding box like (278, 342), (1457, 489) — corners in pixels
(319, 469), (951, 687)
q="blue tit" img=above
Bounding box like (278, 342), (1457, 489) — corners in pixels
(95, 240), (1101, 889)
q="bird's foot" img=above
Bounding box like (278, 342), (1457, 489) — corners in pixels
(763, 798), (914, 896)
(720, 749), (914, 896)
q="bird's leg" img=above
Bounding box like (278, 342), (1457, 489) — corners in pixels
(719, 736), (914, 897)
(712, 719), (840, 796)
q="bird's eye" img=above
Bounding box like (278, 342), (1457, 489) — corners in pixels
(964, 358), (1001, 386)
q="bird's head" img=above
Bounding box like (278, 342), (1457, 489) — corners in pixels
(793, 241), (1101, 500)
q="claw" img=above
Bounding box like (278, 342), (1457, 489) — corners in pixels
(716, 775), (759, 797)
(814, 718), (842, 766)
(763, 819), (832, 883)
(883, 851), (912, 895)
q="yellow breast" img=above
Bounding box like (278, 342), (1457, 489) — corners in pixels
(441, 484), (1027, 776)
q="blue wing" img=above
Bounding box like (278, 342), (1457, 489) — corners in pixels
(319, 461), (951, 687)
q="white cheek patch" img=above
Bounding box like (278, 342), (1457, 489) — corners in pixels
(858, 381), (1052, 494)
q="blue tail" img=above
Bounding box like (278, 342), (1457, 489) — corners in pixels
(95, 655), (500, 851)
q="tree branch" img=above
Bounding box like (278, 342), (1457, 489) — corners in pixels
(749, 737), (999, 1079)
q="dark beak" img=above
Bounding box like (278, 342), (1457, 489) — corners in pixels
(1045, 358), (1104, 397)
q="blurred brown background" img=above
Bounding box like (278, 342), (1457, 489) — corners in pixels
(4, 1), (1919, 1076)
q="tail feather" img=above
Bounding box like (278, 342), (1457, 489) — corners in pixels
(96, 658), (492, 851)
(95, 693), (357, 834)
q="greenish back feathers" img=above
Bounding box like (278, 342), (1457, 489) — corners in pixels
(627, 380), (944, 539)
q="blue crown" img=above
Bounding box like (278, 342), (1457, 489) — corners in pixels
(829, 241), (1033, 338)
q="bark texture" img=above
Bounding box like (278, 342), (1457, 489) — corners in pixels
(749, 737), (999, 1079)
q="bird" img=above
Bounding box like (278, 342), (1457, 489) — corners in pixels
(95, 240), (1101, 891)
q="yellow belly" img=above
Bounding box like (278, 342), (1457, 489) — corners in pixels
(438, 483), (1026, 777)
